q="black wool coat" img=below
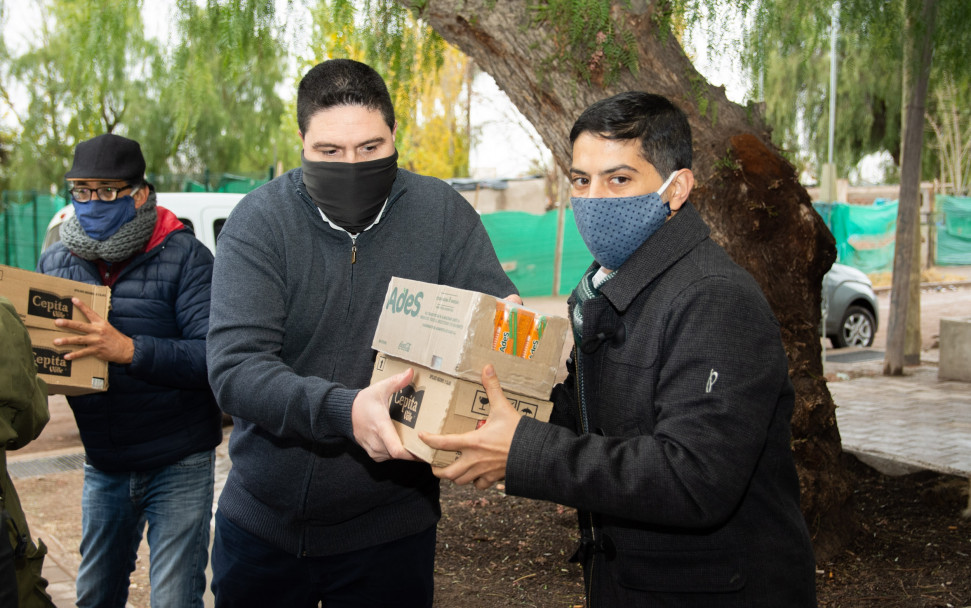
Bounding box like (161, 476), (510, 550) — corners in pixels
(506, 203), (817, 607)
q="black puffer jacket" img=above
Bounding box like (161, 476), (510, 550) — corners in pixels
(36, 206), (221, 472)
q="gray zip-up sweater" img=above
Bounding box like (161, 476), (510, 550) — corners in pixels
(207, 167), (515, 556)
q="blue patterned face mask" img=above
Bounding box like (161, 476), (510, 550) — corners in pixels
(570, 171), (679, 271)
(73, 195), (138, 241)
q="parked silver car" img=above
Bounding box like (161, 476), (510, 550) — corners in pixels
(822, 263), (880, 348)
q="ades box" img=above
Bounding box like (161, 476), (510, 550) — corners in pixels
(0, 265), (110, 395)
(371, 277), (568, 400)
(372, 353), (553, 466)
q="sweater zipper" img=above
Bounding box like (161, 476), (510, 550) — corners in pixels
(574, 345), (589, 433)
(351, 235), (357, 264)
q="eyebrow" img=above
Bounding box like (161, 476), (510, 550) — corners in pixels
(569, 164), (640, 177)
(73, 181), (128, 187)
(313, 136), (386, 150)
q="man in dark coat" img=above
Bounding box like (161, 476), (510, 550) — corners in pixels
(37, 134), (221, 608)
(422, 92), (818, 607)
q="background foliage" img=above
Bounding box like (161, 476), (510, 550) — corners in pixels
(1, 0), (969, 199)
(730, 0), (971, 190)
(0, 0), (471, 200)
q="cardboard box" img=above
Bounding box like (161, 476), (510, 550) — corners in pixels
(371, 277), (568, 400)
(27, 328), (110, 396)
(0, 265), (110, 395)
(0, 265), (111, 330)
(372, 353), (553, 466)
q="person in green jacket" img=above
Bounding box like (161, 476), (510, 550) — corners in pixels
(0, 296), (55, 608)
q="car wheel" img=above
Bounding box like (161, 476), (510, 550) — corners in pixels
(833, 305), (876, 348)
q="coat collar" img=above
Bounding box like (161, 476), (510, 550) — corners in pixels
(599, 201), (710, 312)
(145, 204), (185, 251)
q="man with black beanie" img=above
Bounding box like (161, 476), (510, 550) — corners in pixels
(37, 133), (221, 608)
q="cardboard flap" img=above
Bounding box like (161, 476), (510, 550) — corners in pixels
(0, 264), (111, 331)
(372, 278), (475, 372)
(372, 277), (568, 399)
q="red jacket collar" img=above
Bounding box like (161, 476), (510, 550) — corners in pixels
(145, 205), (185, 251)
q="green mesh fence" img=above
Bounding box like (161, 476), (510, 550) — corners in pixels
(216, 176), (268, 193)
(832, 200), (898, 273)
(1, 193), (68, 270)
(813, 201), (898, 273)
(150, 170), (272, 193)
(479, 209), (592, 297)
(182, 175), (269, 193)
(183, 180), (209, 192)
(936, 195), (971, 265)
(815, 196), (971, 271)
(0, 172), (270, 272)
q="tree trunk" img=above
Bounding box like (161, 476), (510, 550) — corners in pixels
(906, 215), (922, 364)
(885, 0), (938, 375)
(406, 0), (852, 558)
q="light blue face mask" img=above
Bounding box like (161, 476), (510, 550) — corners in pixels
(73, 195), (137, 241)
(571, 171), (679, 271)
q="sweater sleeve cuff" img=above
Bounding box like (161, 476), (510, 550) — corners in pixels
(319, 386), (360, 440)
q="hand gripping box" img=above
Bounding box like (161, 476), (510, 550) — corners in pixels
(371, 277), (568, 399)
(372, 353), (554, 467)
(0, 265), (110, 395)
(370, 277), (568, 465)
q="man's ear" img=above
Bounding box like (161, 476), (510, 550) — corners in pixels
(666, 169), (695, 212)
(133, 184), (151, 210)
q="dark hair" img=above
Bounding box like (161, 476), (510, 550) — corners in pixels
(297, 59), (396, 134)
(569, 91), (692, 175)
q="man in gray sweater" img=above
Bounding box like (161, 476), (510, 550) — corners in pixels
(206, 59), (517, 607)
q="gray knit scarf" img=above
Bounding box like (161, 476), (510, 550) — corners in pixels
(60, 191), (158, 262)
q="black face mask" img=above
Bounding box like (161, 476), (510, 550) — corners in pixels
(301, 150), (399, 233)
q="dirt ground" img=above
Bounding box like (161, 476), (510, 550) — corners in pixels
(11, 273), (971, 607)
(14, 455), (971, 608)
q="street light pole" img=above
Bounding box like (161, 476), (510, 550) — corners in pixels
(821, 2), (840, 204)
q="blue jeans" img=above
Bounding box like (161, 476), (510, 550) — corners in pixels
(76, 450), (215, 608)
(211, 510), (435, 608)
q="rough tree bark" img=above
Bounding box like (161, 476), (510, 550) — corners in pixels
(885, 0), (938, 375)
(405, 0), (853, 558)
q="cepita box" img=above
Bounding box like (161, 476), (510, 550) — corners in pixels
(0, 264), (111, 331)
(27, 328), (110, 396)
(0, 264), (110, 395)
(371, 277), (568, 400)
(372, 353), (553, 467)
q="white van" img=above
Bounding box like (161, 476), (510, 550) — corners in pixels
(42, 192), (245, 254)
